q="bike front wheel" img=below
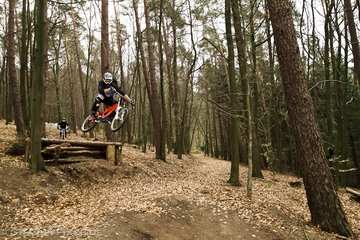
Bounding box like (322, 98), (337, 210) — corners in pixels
(81, 115), (98, 132)
(111, 108), (128, 132)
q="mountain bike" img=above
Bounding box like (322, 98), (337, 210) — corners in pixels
(81, 92), (131, 133)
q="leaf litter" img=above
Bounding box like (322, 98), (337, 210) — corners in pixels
(0, 120), (359, 239)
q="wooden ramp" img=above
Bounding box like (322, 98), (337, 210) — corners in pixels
(346, 187), (360, 202)
(28, 138), (122, 165)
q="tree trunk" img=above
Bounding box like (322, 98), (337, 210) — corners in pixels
(267, 0), (354, 237)
(30, 0), (47, 172)
(158, 0), (167, 159)
(0, 57), (5, 118)
(231, 0), (248, 165)
(133, 0), (164, 160)
(249, 1), (263, 178)
(344, 0), (360, 84)
(19, 0), (29, 132)
(265, 0), (278, 171)
(7, 0), (25, 140)
(5, 60), (12, 124)
(101, 0), (110, 73)
(64, 39), (77, 134)
(101, 0), (113, 141)
(225, 0), (241, 186)
(163, 22), (174, 153)
(324, 0), (334, 144)
(143, 0), (165, 160)
(51, 31), (62, 120)
(172, 0), (181, 159)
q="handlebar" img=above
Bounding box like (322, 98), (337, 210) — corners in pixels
(111, 88), (135, 106)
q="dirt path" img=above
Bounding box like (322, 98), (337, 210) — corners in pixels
(1, 134), (359, 240)
(91, 154), (281, 240)
(0, 148), (281, 240)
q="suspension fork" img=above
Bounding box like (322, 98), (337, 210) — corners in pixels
(115, 102), (122, 119)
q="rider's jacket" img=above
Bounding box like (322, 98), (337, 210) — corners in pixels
(57, 121), (68, 129)
(98, 80), (125, 98)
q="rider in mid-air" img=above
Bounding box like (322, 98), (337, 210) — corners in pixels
(90, 71), (133, 120)
(57, 118), (70, 138)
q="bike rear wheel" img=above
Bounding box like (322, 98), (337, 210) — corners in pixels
(81, 115), (98, 132)
(111, 108), (128, 132)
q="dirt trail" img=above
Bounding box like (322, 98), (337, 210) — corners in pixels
(0, 148), (281, 240)
(0, 123), (359, 240)
(91, 154), (281, 240)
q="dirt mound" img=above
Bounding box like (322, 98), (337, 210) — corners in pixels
(97, 196), (281, 240)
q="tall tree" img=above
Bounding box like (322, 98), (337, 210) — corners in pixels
(344, 0), (360, 84)
(20, 0), (29, 131)
(249, 0), (263, 178)
(267, 0), (354, 237)
(7, 0), (25, 140)
(30, 0), (47, 172)
(158, 0), (167, 160)
(324, 0), (334, 144)
(231, 0), (248, 166)
(101, 0), (114, 140)
(133, 0), (165, 160)
(225, 0), (241, 186)
(143, 0), (165, 160)
(171, 0), (181, 159)
(101, 0), (110, 74)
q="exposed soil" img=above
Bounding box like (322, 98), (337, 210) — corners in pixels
(0, 121), (359, 240)
(97, 199), (280, 240)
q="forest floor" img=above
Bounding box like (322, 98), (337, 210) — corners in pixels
(0, 121), (359, 240)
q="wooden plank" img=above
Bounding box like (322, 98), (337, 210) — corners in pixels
(114, 146), (122, 166)
(44, 146), (93, 152)
(45, 158), (87, 164)
(106, 145), (116, 162)
(41, 138), (123, 148)
(42, 149), (105, 160)
(346, 187), (360, 197)
(41, 139), (123, 165)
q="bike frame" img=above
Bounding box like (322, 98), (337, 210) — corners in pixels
(97, 104), (117, 120)
(96, 92), (127, 122)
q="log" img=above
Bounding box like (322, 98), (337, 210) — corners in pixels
(41, 138), (123, 148)
(346, 187), (360, 202)
(44, 146), (93, 152)
(61, 150), (105, 158)
(106, 145), (123, 165)
(45, 159), (85, 164)
(106, 145), (116, 162)
(41, 139), (122, 165)
(42, 148), (105, 160)
(116, 146), (123, 165)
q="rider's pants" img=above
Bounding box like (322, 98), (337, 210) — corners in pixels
(91, 94), (117, 114)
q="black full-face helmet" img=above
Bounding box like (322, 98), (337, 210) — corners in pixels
(103, 72), (113, 85)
